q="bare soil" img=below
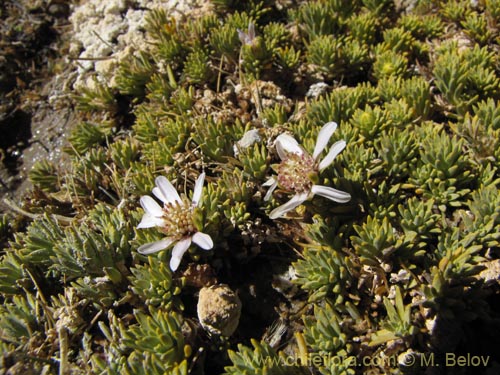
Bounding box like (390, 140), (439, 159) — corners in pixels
(0, 0), (76, 210)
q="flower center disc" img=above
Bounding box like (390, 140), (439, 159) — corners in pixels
(276, 153), (316, 193)
(161, 200), (195, 239)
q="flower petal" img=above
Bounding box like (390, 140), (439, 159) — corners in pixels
(275, 134), (303, 160)
(140, 196), (163, 217)
(248, 22), (255, 41)
(269, 192), (309, 219)
(237, 28), (246, 44)
(318, 140), (346, 171)
(170, 237), (192, 271)
(155, 176), (181, 204)
(262, 177), (276, 187)
(152, 187), (168, 203)
(192, 172), (205, 207)
(313, 121), (337, 160)
(138, 238), (174, 255)
(192, 232), (214, 250)
(311, 185), (351, 203)
(137, 214), (165, 229)
(263, 178), (278, 201)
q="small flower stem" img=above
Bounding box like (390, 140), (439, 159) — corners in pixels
(3, 198), (74, 224)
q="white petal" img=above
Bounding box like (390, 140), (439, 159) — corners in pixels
(318, 140), (346, 171)
(192, 232), (214, 250)
(275, 134), (303, 160)
(311, 185), (351, 203)
(248, 22), (255, 41)
(263, 177), (276, 187)
(237, 28), (246, 44)
(152, 187), (168, 203)
(140, 196), (163, 217)
(137, 214), (165, 229)
(192, 172), (205, 207)
(263, 178), (278, 201)
(170, 237), (192, 271)
(269, 192), (309, 219)
(313, 121), (337, 160)
(138, 238), (174, 255)
(155, 176), (181, 204)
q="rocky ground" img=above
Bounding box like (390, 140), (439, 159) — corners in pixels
(0, 0), (207, 211)
(0, 0), (74, 207)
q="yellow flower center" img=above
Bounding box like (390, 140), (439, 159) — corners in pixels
(160, 199), (195, 240)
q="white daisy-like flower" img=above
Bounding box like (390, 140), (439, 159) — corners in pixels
(137, 173), (213, 271)
(264, 121), (351, 219)
(237, 22), (256, 46)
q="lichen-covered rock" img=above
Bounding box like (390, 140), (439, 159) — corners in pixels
(69, 0), (213, 89)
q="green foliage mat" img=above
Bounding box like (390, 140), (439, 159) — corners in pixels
(1, 0), (500, 374)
